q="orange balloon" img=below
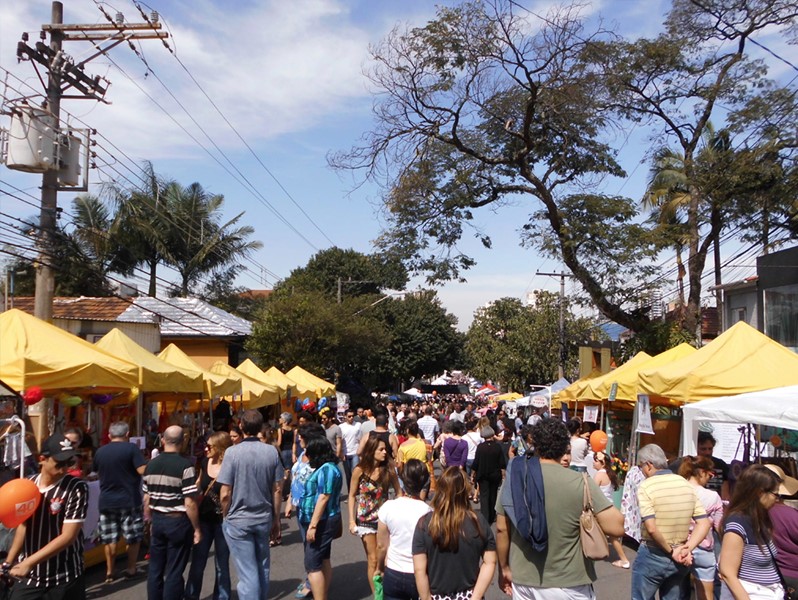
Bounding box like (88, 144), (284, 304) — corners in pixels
(0, 479), (41, 528)
(590, 430), (608, 453)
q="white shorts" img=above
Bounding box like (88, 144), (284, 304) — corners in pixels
(512, 583), (595, 600)
(720, 581), (783, 600)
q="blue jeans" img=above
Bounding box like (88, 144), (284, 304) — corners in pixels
(631, 543), (690, 600)
(148, 513), (194, 600)
(383, 567), (420, 600)
(223, 519), (272, 600)
(185, 519), (231, 600)
(343, 454), (359, 489)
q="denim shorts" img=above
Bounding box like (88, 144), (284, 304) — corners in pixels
(304, 513), (341, 573)
(691, 547), (717, 582)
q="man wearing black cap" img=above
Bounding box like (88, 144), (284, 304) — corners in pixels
(6, 433), (88, 600)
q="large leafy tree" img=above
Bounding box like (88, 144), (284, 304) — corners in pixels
(370, 290), (464, 389)
(465, 293), (601, 390)
(331, 1), (662, 333)
(593, 0), (798, 335)
(332, 0), (798, 338)
(246, 291), (389, 380)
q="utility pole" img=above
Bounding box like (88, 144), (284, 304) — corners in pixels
(537, 270), (576, 380)
(8, 1), (167, 445)
(13, 1), (168, 321)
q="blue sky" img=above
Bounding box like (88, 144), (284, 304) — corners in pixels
(1, 0), (791, 329)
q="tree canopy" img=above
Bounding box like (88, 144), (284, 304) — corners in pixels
(464, 293), (601, 390)
(332, 0), (798, 341)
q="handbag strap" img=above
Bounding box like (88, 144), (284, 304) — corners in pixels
(582, 472), (593, 512)
(765, 537), (790, 591)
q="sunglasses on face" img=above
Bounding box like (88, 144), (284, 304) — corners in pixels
(54, 458), (74, 469)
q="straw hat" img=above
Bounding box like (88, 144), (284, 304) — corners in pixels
(763, 464), (798, 497)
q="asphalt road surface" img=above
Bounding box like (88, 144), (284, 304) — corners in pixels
(84, 501), (637, 600)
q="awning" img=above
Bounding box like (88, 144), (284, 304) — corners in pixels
(158, 344), (241, 398)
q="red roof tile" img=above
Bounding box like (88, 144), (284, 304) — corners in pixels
(10, 297), (132, 321)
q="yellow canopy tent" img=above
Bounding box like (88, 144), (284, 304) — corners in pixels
(578, 351), (654, 401)
(96, 329), (204, 394)
(236, 360), (290, 397)
(0, 308), (138, 391)
(554, 368), (603, 403)
(584, 343), (697, 403)
(157, 344), (241, 398)
(264, 365), (317, 398)
(210, 361), (281, 408)
(286, 366), (335, 398)
(639, 321), (798, 403)
(495, 392), (523, 401)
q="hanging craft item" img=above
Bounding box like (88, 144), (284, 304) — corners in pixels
(59, 395), (83, 408)
(23, 386), (43, 406)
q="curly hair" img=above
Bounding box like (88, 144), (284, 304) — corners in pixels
(532, 419), (570, 460)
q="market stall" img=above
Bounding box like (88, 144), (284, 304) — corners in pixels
(681, 385), (798, 455)
(286, 365), (335, 398)
(639, 321), (798, 403)
(209, 361), (281, 409)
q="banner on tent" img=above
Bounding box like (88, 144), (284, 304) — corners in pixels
(636, 395), (654, 435)
(583, 405), (599, 423)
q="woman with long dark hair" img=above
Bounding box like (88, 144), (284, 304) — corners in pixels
(376, 459), (432, 600)
(678, 456), (724, 600)
(412, 467), (497, 600)
(349, 433), (401, 594)
(719, 464), (784, 600)
(593, 451), (631, 569)
(299, 435), (343, 600)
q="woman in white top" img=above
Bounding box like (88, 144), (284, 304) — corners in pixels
(593, 451), (631, 569)
(376, 459), (432, 600)
(462, 418), (482, 502)
(567, 419), (590, 472)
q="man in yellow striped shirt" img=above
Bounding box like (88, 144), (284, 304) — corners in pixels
(631, 444), (711, 600)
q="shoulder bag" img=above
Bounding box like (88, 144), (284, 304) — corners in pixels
(766, 538), (798, 600)
(580, 472), (609, 559)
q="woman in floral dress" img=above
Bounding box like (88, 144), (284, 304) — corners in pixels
(348, 433), (401, 594)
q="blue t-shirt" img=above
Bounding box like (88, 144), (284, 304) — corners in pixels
(217, 438), (284, 527)
(92, 441), (145, 511)
(298, 462), (342, 525)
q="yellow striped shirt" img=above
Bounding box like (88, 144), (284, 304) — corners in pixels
(638, 472), (707, 545)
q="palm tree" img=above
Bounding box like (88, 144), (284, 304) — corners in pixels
(159, 181), (263, 296)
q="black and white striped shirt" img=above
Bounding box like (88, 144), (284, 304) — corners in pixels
(22, 473), (88, 588)
(142, 452), (197, 513)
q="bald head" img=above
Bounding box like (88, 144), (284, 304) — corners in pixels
(163, 426), (184, 449)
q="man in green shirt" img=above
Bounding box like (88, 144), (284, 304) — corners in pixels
(496, 419), (624, 600)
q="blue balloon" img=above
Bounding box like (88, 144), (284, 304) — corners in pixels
(318, 397), (328, 409)
(294, 398), (303, 412)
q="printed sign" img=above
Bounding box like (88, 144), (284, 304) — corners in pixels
(583, 405), (598, 423)
(636, 394), (654, 435)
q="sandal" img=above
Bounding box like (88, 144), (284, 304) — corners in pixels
(104, 574), (115, 584)
(612, 560), (630, 569)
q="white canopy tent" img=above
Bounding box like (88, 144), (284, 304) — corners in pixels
(681, 385), (798, 455)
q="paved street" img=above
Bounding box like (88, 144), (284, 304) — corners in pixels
(86, 503), (637, 600)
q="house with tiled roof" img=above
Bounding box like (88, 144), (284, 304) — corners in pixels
(7, 296), (252, 368)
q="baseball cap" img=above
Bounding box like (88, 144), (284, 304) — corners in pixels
(41, 434), (78, 461)
(764, 464), (798, 497)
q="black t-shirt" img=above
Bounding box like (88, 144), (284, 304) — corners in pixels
(92, 441), (145, 511)
(412, 511), (496, 595)
(197, 457), (223, 523)
(23, 473), (88, 588)
(472, 440), (507, 483)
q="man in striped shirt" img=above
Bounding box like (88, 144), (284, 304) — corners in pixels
(631, 444), (711, 600)
(6, 433), (88, 600)
(142, 426), (201, 600)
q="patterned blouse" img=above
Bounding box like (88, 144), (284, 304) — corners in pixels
(356, 470), (387, 530)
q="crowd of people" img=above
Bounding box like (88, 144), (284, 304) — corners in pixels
(2, 395), (798, 600)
